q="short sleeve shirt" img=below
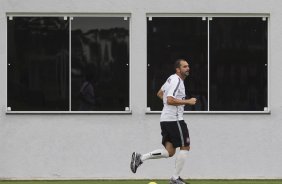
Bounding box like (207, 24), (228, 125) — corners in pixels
(160, 74), (186, 121)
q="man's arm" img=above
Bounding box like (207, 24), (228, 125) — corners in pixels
(157, 88), (164, 100)
(167, 96), (197, 106)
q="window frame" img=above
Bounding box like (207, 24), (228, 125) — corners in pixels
(145, 13), (270, 114)
(6, 13), (132, 114)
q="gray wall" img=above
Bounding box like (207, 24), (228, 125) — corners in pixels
(1, 0), (282, 179)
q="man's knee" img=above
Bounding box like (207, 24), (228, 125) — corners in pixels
(168, 149), (176, 157)
(165, 142), (176, 157)
(180, 146), (190, 151)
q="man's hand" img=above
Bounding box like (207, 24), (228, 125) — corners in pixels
(186, 97), (197, 105)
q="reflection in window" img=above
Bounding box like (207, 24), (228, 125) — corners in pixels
(7, 16), (130, 112)
(209, 18), (268, 111)
(7, 17), (69, 111)
(147, 17), (208, 111)
(71, 17), (129, 111)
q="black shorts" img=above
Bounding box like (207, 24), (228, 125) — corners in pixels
(160, 120), (190, 148)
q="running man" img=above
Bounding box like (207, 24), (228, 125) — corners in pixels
(130, 59), (197, 184)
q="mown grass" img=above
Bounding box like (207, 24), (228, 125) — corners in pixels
(0, 180), (282, 184)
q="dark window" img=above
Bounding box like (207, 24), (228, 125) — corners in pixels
(7, 16), (130, 112)
(147, 16), (268, 112)
(7, 17), (69, 111)
(71, 17), (130, 111)
(147, 17), (208, 111)
(209, 18), (268, 111)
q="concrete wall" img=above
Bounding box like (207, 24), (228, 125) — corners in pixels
(1, 0), (282, 179)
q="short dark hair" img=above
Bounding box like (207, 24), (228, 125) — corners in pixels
(174, 59), (186, 69)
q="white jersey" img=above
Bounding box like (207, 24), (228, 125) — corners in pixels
(160, 74), (186, 122)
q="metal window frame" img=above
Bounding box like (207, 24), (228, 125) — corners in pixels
(6, 13), (132, 114)
(146, 13), (270, 114)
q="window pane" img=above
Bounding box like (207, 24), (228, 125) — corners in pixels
(71, 17), (129, 111)
(210, 18), (268, 111)
(147, 17), (208, 111)
(7, 17), (69, 111)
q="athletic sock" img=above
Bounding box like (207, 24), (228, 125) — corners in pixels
(173, 150), (189, 179)
(141, 149), (169, 162)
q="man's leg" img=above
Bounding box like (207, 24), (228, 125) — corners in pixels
(165, 141), (176, 157)
(141, 141), (175, 161)
(140, 149), (169, 161)
(130, 142), (175, 173)
(172, 146), (190, 180)
(170, 120), (190, 183)
(137, 141), (175, 162)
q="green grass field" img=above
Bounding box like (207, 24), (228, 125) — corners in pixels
(0, 180), (282, 184)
